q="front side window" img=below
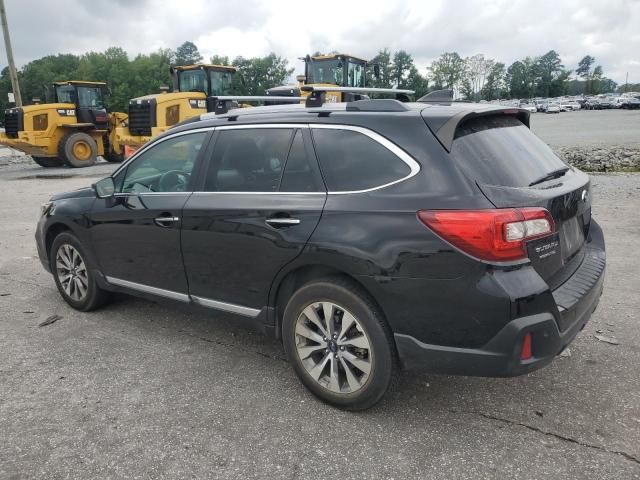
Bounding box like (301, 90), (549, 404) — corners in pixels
(203, 129), (294, 192)
(119, 132), (207, 193)
(77, 86), (104, 108)
(312, 128), (412, 192)
(179, 70), (208, 94)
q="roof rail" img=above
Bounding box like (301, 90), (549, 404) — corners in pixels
(417, 89), (453, 105)
(206, 95), (304, 115)
(301, 86), (415, 108)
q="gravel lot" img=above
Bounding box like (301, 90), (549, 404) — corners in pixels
(1, 116), (639, 479)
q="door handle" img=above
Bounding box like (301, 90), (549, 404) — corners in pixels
(265, 217), (301, 227)
(154, 216), (180, 227)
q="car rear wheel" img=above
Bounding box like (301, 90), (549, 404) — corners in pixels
(50, 232), (111, 311)
(32, 156), (64, 168)
(282, 277), (396, 410)
(58, 131), (98, 168)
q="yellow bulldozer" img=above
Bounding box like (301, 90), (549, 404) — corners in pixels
(115, 64), (237, 154)
(0, 81), (127, 168)
(266, 53), (373, 102)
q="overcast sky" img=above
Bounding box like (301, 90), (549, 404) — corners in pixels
(3, 0), (640, 84)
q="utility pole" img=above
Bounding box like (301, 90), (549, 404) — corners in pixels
(625, 72), (629, 93)
(0, 0), (22, 107)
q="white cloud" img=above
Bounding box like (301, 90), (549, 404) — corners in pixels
(3, 0), (639, 83)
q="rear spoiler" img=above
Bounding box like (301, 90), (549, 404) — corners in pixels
(423, 107), (531, 152)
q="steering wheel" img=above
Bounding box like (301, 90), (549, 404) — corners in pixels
(158, 170), (189, 192)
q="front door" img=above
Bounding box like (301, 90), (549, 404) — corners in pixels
(89, 130), (210, 297)
(181, 126), (326, 313)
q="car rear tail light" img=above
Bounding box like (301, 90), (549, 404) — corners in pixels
(417, 208), (554, 262)
(521, 332), (533, 360)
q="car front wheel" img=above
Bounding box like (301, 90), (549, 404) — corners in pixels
(282, 278), (396, 410)
(50, 232), (111, 311)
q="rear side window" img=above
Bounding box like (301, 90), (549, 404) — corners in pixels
(451, 116), (568, 188)
(312, 128), (411, 192)
(203, 128), (293, 192)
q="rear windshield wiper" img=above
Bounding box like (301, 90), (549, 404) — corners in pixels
(529, 167), (570, 187)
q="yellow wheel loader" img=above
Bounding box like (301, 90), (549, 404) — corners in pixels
(115, 64), (237, 155)
(0, 81), (127, 168)
(266, 53), (372, 103)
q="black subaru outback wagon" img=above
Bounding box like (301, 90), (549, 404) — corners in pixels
(36, 98), (605, 410)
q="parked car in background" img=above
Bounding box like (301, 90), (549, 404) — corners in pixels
(520, 104), (537, 113)
(560, 101), (581, 111)
(620, 97), (640, 109)
(35, 99), (606, 410)
(546, 102), (561, 113)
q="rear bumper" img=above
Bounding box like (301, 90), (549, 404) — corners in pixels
(396, 221), (606, 377)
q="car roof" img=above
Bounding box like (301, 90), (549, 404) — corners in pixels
(169, 100), (531, 151)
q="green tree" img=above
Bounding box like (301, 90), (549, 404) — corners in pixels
(390, 50), (415, 89)
(231, 53), (293, 95)
(481, 62), (506, 100)
(174, 41), (203, 66)
(210, 54), (231, 66)
(536, 50), (563, 97)
(576, 55), (595, 78)
(367, 49), (392, 88)
(428, 52), (465, 91)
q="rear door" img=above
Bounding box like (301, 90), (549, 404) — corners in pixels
(181, 125), (326, 313)
(448, 115), (591, 288)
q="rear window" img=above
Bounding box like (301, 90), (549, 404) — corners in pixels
(312, 128), (411, 192)
(451, 116), (567, 188)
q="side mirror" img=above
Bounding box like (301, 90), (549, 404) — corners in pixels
(94, 177), (115, 198)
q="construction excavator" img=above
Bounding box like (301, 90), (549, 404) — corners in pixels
(114, 64), (237, 155)
(0, 81), (127, 167)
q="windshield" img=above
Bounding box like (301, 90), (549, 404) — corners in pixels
(347, 61), (365, 87)
(310, 59), (343, 85)
(209, 70), (234, 96)
(179, 70), (208, 94)
(55, 85), (76, 104)
(451, 115), (568, 188)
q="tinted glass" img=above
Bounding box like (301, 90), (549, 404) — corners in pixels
(204, 129), (294, 192)
(312, 129), (410, 192)
(179, 70), (208, 94)
(451, 116), (568, 187)
(280, 130), (321, 192)
(120, 132), (206, 193)
(311, 59), (343, 85)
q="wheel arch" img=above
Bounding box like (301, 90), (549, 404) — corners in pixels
(270, 263), (388, 341)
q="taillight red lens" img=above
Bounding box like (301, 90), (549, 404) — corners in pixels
(521, 332), (533, 360)
(417, 208), (554, 262)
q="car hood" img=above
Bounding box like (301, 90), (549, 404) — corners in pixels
(51, 187), (95, 201)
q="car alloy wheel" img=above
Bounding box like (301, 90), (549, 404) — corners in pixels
(55, 244), (89, 301)
(294, 301), (373, 394)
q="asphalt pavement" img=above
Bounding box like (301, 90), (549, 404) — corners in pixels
(0, 136), (639, 479)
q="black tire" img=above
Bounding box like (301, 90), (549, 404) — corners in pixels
(32, 156), (63, 168)
(104, 149), (125, 163)
(58, 131), (98, 168)
(282, 277), (397, 411)
(50, 232), (111, 311)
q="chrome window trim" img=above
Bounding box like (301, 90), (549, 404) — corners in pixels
(105, 276), (261, 317)
(105, 276), (190, 302)
(309, 124), (421, 195)
(113, 192), (192, 197)
(191, 191), (325, 196)
(191, 295), (261, 318)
